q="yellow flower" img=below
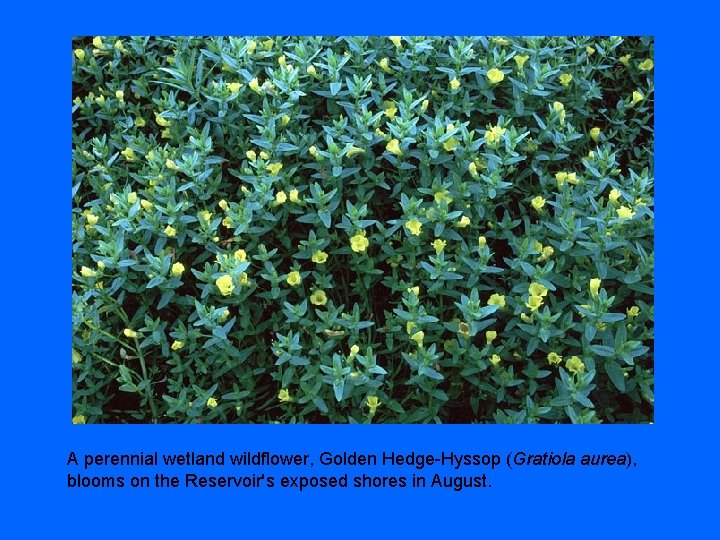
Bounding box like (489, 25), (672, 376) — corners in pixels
(350, 232), (369, 253)
(289, 189), (301, 203)
(487, 293), (505, 308)
(171, 262), (185, 277)
(383, 101), (397, 118)
(406, 219), (422, 236)
(349, 344), (360, 357)
(164, 225), (177, 237)
(553, 101), (564, 112)
(407, 286), (420, 297)
(123, 328), (138, 339)
(586, 46), (595, 56)
(275, 191), (287, 205)
(410, 331), (425, 347)
(421, 99), (429, 112)
(207, 397), (218, 408)
(171, 340), (184, 351)
(389, 36), (402, 48)
(345, 146), (365, 158)
(121, 147), (135, 161)
(115, 90), (125, 101)
(127, 192), (138, 205)
(249, 78), (260, 92)
(155, 114), (171, 127)
(72, 415), (86, 424)
(380, 57), (392, 73)
(540, 246), (554, 261)
(246, 40), (257, 54)
(616, 206), (636, 220)
(520, 313), (532, 323)
(114, 39), (126, 53)
(566, 356), (586, 374)
(215, 274), (235, 296)
(278, 388), (292, 403)
(589, 278), (602, 297)
(308, 145), (320, 159)
(484, 125), (507, 144)
(266, 162), (283, 176)
(450, 77), (461, 90)
(559, 73), (573, 86)
(92, 36), (104, 48)
(260, 150), (270, 160)
(609, 188), (621, 203)
(486, 330), (497, 343)
(246, 150), (257, 161)
(222, 217), (233, 228)
(631, 90), (644, 105)
(307, 65), (318, 77)
(555, 171), (568, 186)
(233, 249), (247, 262)
(458, 322), (471, 338)
(72, 348), (83, 365)
(141, 199), (153, 211)
(589, 127), (601, 141)
(486, 68), (505, 84)
(73, 49), (85, 61)
(547, 352), (562, 365)
(490, 354), (501, 366)
(217, 199), (229, 212)
(627, 306), (640, 319)
(638, 59), (654, 71)
(468, 161), (479, 178)
(165, 158), (178, 171)
(227, 82), (242, 93)
(618, 54), (631, 66)
(312, 250), (328, 264)
(386, 139), (403, 157)
(239, 272), (249, 286)
(85, 213), (99, 226)
(432, 238), (446, 255)
(478, 236), (487, 248)
(514, 55), (529, 68)
(286, 271), (302, 286)
(531, 196), (546, 211)
(529, 282), (548, 297)
(366, 395), (381, 414)
(526, 295), (544, 311)
(310, 290), (328, 306)
(406, 321), (416, 334)
(566, 172), (579, 185)
(80, 266), (96, 278)
(457, 215), (471, 228)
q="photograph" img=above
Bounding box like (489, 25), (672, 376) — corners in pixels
(71, 35), (654, 424)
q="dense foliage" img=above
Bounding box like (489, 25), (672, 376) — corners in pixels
(72, 36), (654, 423)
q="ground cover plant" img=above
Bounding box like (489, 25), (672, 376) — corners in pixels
(72, 36), (654, 424)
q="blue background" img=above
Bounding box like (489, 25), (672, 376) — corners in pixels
(2, 1), (718, 537)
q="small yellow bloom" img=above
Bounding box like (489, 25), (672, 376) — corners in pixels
(366, 395), (381, 414)
(386, 139), (403, 157)
(165, 159), (178, 171)
(227, 82), (242, 93)
(478, 236), (487, 248)
(278, 388), (292, 403)
(638, 59), (654, 71)
(410, 330), (424, 347)
(275, 191), (287, 205)
(540, 246), (554, 261)
(406, 321), (416, 334)
(432, 238), (446, 255)
(218, 199), (229, 212)
(114, 39), (126, 53)
(246, 150), (257, 162)
(85, 213), (99, 226)
(406, 219), (422, 236)
(627, 306), (640, 319)
(260, 151), (270, 161)
(487, 293), (505, 308)
(589, 278), (602, 297)
(490, 354), (501, 366)
(307, 65), (318, 77)
(207, 397), (218, 408)
(529, 282), (548, 297)
(266, 162), (283, 176)
(233, 249), (247, 262)
(514, 55), (529, 69)
(553, 101), (564, 112)
(72, 415), (86, 424)
(486, 68), (505, 84)
(616, 206), (636, 220)
(127, 192), (138, 205)
(407, 286), (420, 297)
(345, 146), (365, 158)
(215, 274), (235, 296)
(457, 215), (471, 228)
(171, 340), (184, 351)
(559, 73), (573, 86)
(520, 313), (532, 323)
(468, 161), (479, 178)
(246, 40), (257, 54)
(97, 261), (105, 270)
(380, 57), (392, 73)
(586, 46), (595, 56)
(155, 114), (171, 127)
(631, 90), (644, 105)
(249, 78), (260, 92)
(140, 199), (153, 211)
(312, 250), (328, 264)
(526, 295), (544, 312)
(531, 195), (546, 211)
(589, 127), (601, 141)
(123, 328), (138, 339)
(547, 352), (562, 365)
(484, 125), (507, 144)
(286, 271), (302, 286)
(73, 49), (85, 61)
(92, 36), (104, 48)
(389, 36), (402, 48)
(450, 77), (461, 90)
(80, 266), (96, 278)
(566, 356), (586, 374)
(457, 322), (471, 338)
(566, 172), (579, 185)
(350, 232), (369, 253)
(121, 147), (135, 161)
(383, 101), (397, 118)
(609, 188), (621, 203)
(289, 189), (301, 203)
(310, 290), (328, 306)
(115, 90), (124, 101)
(164, 225), (176, 237)
(486, 330), (497, 343)
(421, 99), (429, 112)
(619, 54), (632, 66)
(349, 344), (360, 357)
(171, 262), (185, 277)
(555, 171), (568, 186)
